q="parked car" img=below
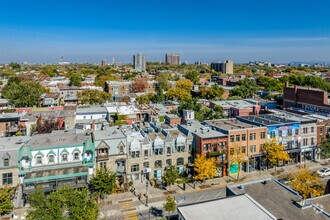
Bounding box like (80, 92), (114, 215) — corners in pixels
(317, 167), (330, 177)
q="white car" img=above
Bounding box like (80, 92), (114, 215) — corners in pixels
(317, 167), (330, 177)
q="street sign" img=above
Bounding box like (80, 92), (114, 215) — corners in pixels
(143, 168), (151, 173)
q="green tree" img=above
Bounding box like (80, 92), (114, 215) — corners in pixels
(69, 73), (83, 86)
(0, 185), (15, 215)
(27, 186), (99, 220)
(230, 78), (259, 98)
(319, 138), (330, 161)
(41, 66), (58, 77)
(199, 84), (224, 100)
(151, 87), (166, 103)
(163, 196), (176, 214)
(156, 72), (171, 91)
(162, 166), (179, 190)
(185, 71), (199, 84)
(1, 79), (47, 107)
(89, 168), (117, 200)
(77, 89), (111, 104)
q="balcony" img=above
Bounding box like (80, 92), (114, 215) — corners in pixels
(97, 154), (109, 161)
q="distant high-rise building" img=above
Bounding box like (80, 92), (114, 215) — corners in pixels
(165, 53), (180, 65)
(210, 60), (233, 74)
(101, 59), (107, 67)
(133, 53), (146, 71)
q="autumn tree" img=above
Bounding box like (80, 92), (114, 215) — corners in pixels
(163, 196), (176, 215)
(193, 155), (217, 186)
(41, 66), (58, 77)
(262, 139), (289, 171)
(156, 72), (171, 91)
(0, 185), (15, 215)
(162, 166), (179, 190)
(131, 77), (148, 92)
(69, 72), (83, 86)
(289, 168), (324, 201)
(89, 168), (117, 202)
(199, 84), (224, 100)
(229, 146), (248, 181)
(185, 71), (199, 84)
(167, 87), (192, 101)
(176, 79), (193, 91)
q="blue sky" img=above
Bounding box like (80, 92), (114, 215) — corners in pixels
(0, 0), (329, 64)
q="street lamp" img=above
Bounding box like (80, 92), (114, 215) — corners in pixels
(145, 181), (149, 207)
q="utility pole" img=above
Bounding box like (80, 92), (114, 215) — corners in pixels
(145, 181), (149, 207)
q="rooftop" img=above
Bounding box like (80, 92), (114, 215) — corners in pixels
(0, 136), (30, 151)
(27, 130), (91, 149)
(211, 100), (257, 109)
(227, 178), (328, 220)
(179, 120), (227, 139)
(268, 110), (318, 124)
(237, 114), (298, 126)
(178, 194), (276, 220)
(76, 106), (107, 114)
(93, 126), (126, 140)
(205, 118), (264, 132)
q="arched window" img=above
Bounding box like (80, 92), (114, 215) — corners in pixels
(177, 157), (184, 166)
(154, 160), (162, 169)
(48, 155), (55, 163)
(131, 164), (139, 172)
(62, 153), (68, 162)
(143, 162), (149, 168)
(166, 159), (172, 167)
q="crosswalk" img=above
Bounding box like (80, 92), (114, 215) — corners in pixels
(118, 199), (139, 220)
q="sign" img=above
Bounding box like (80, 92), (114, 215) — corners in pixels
(143, 168), (151, 173)
(230, 163), (238, 174)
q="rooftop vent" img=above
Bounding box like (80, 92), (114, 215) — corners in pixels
(261, 180), (267, 185)
(237, 185), (244, 190)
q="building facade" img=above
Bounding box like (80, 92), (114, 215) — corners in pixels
(133, 53), (146, 71)
(165, 53), (180, 65)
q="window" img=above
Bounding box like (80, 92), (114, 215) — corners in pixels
(204, 143), (211, 152)
(143, 162), (149, 168)
(270, 131), (276, 138)
(2, 173), (13, 185)
(279, 130), (282, 137)
(303, 127), (308, 134)
(62, 154), (68, 162)
(100, 162), (107, 169)
(230, 135), (234, 142)
(119, 145), (124, 154)
(311, 138), (315, 145)
(177, 145), (185, 152)
(154, 148), (163, 155)
(213, 143), (217, 152)
(236, 135), (240, 142)
(131, 164), (139, 172)
(74, 152), (79, 160)
(311, 127), (314, 133)
(177, 158), (184, 166)
(288, 129), (292, 136)
(250, 133), (256, 140)
(230, 148), (234, 155)
(242, 134), (246, 141)
(36, 156), (42, 165)
(3, 158), (9, 167)
(154, 160), (162, 169)
(167, 147), (171, 155)
(166, 159), (172, 167)
(144, 150), (149, 157)
(295, 129), (299, 135)
(303, 138), (308, 146)
(242, 146), (246, 154)
(131, 151), (140, 158)
(48, 155), (55, 163)
(250, 145), (256, 153)
(220, 142), (226, 149)
(260, 132), (266, 139)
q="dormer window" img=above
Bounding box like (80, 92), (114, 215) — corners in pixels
(62, 153), (68, 162)
(4, 158), (9, 167)
(74, 152), (79, 160)
(36, 156), (42, 165)
(48, 155), (55, 163)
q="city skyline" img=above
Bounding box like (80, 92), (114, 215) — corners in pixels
(1, 0), (330, 64)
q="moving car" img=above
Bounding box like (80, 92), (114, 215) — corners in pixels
(317, 167), (330, 177)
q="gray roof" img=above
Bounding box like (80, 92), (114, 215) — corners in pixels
(237, 114), (299, 126)
(93, 126), (126, 141)
(205, 118), (265, 132)
(0, 136), (29, 168)
(227, 178), (328, 220)
(179, 120), (227, 139)
(0, 112), (20, 119)
(27, 130), (91, 149)
(76, 106), (107, 115)
(178, 194), (276, 220)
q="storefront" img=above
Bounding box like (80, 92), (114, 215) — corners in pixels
(301, 146), (317, 162)
(287, 149), (301, 165)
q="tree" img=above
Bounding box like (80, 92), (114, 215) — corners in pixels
(156, 72), (171, 91)
(136, 94), (153, 104)
(193, 155), (217, 185)
(69, 73), (83, 86)
(229, 146), (248, 181)
(185, 71), (199, 84)
(163, 196), (176, 214)
(262, 139), (289, 171)
(199, 84), (224, 100)
(151, 87), (165, 103)
(230, 78), (259, 98)
(131, 77), (148, 92)
(289, 168), (324, 201)
(319, 138), (330, 161)
(1, 78), (47, 107)
(0, 185), (15, 215)
(162, 166), (179, 190)
(176, 79), (193, 91)
(27, 186), (99, 220)
(77, 89), (111, 105)
(41, 66), (58, 77)
(167, 87), (192, 101)
(89, 168), (117, 201)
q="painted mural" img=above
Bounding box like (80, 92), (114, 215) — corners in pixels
(267, 123), (300, 149)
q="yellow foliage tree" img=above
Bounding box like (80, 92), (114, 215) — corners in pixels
(176, 79), (193, 91)
(193, 155), (217, 186)
(262, 139), (289, 171)
(289, 168), (324, 200)
(229, 146), (248, 181)
(167, 87), (192, 101)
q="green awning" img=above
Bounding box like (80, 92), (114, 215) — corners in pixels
(23, 172), (89, 183)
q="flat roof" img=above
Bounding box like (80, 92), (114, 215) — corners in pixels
(179, 120), (227, 139)
(211, 100), (256, 109)
(76, 106), (107, 114)
(205, 118), (265, 131)
(227, 179), (328, 220)
(93, 126), (126, 140)
(237, 114), (298, 126)
(178, 194), (276, 220)
(0, 136), (30, 151)
(27, 130), (91, 149)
